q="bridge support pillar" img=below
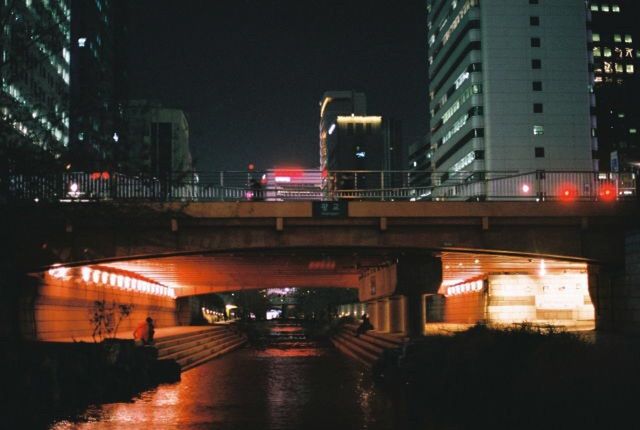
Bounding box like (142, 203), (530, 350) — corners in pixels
(367, 301), (379, 331)
(388, 295), (406, 334)
(590, 229), (640, 333)
(377, 299), (390, 333)
(396, 253), (442, 338)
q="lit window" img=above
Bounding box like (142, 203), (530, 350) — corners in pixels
(601, 4), (610, 12)
(631, 129), (638, 134)
(78, 132), (84, 141)
(604, 62), (613, 73)
(618, 113), (625, 118)
(614, 34), (622, 43)
(593, 47), (602, 57)
(625, 35), (633, 43)
(604, 47), (612, 57)
(77, 37), (87, 47)
(612, 5), (620, 12)
(533, 125), (544, 136)
(590, 5), (598, 11)
(615, 63), (623, 73)
(627, 65), (635, 74)
(592, 33), (600, 42)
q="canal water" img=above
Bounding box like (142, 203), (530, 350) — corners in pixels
(49, 322), (419, 429)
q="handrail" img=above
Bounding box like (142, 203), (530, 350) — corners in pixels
(2, 170), (636, 202)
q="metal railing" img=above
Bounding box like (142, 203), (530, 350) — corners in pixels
(2, 170), (637, 202)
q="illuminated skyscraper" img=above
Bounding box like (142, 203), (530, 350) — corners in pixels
(319, 90), (367, 172)
(319, 91), (402, 190)
(413, 0), (594, 193)
(588, 1), (640, 173)
(69, 0), (128, 172)
(0, 0), (71, 170)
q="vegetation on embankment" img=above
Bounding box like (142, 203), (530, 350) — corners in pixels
(376, 324), (640, 429)
(0, 339), (179, 428)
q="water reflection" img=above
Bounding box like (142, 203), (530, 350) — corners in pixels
(51, 322), (405, 430)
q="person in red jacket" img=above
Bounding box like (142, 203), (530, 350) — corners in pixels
(133, 317), (155, 345)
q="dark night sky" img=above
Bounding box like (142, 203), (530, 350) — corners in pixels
(126, 0), (427, 172)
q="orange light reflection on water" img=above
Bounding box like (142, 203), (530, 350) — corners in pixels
(258, 348), (323, 357)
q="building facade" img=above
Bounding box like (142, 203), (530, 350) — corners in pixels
(0, 0), (71, 171)
(123, 100), (193, 178)
(417, 0), (594, 193)
(588, 1), (640, 173)
(319, 90), (367, 173)
(319, 91), (402, 190)
(69, 0), (128, 172)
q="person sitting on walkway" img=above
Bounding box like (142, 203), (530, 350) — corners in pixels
(133, 316), (155, 345)
(355, 313), (373, 337)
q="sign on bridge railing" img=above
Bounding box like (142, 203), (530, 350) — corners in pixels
(312, 201), (348, 217)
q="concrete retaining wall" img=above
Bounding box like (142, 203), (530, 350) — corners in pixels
(29, 274), (176, 341)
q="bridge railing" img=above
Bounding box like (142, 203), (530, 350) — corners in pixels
(2, 170), (637, 202)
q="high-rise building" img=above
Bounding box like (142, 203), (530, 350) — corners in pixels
(408, 136), (431, 187)
(416, 0), (594, 190)
(588, 1), (640, 173)
(319, 91), (402, 190)
(69, 0), (128, 172)
(123, 100), (193, 178)
(319, 90), (367, 172)
(0, 0), (71, 171)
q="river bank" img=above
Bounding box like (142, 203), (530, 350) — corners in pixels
(375, 324), (640, 429)
(0, 339), (179, 428)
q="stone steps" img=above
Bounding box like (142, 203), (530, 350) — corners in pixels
(157, 330), (234, 359)
(331, 323), (407, 368)
(154, 327), (228, 349)
(331, 335), (377, 368)
(337, 331), (385, 356)
(154, 325), (246, 371)
(343, 323), (406, 348)
(180, 337), (247, 371)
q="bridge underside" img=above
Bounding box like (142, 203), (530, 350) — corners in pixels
(4, 201), (638, 339)
(50, 248), (588, 297)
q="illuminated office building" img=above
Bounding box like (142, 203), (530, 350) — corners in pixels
(588, 1), (640, 172)
(69, 0), (129, 171)
(319, 90), (367, 173)
(416, 0), (594, 189)
(0, 0), (71, 166)
(319, 91), (402, 190)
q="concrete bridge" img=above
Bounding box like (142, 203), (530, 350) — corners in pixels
(3, 200), (639, 340)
